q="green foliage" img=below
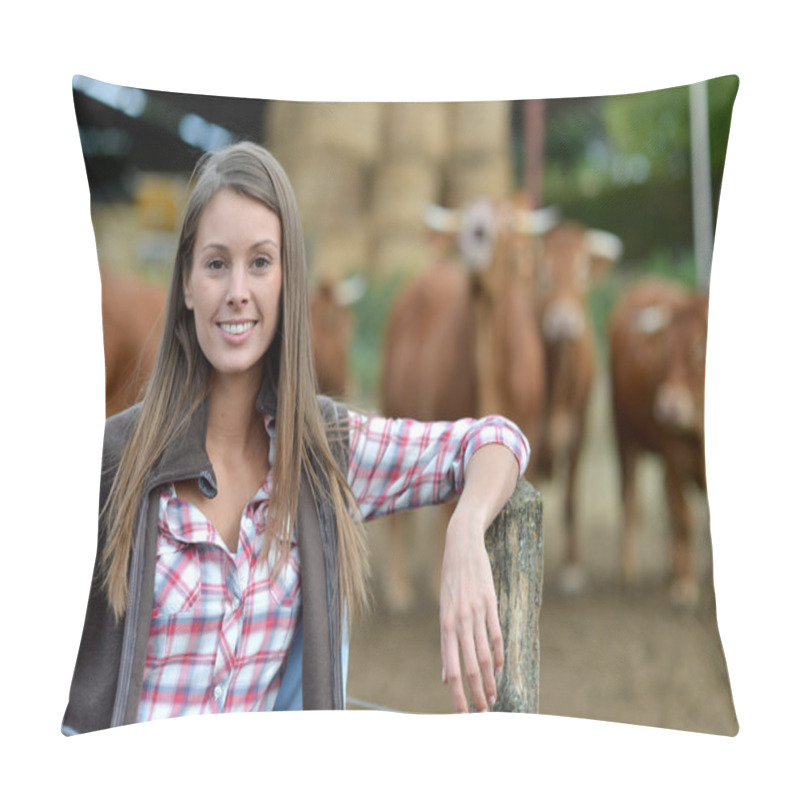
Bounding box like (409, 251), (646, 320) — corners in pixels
(539, 76), (738, 263)
(348, 274), (407, 406)
(603, 85), (690, 181)
(707, 75), (739, 174)
(545, 98), (606, 170)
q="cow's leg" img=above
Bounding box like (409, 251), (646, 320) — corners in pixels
(535, 424), (554, 481)
(558, 433), (586, 593)
(384, 511), (414, 613)
(664, 460), (698, 607)
(619, 438), (639, 585)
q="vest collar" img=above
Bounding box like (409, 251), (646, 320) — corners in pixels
(149, 361), (280, 496)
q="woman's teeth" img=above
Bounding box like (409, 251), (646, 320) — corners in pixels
(220, 321), (256, 334)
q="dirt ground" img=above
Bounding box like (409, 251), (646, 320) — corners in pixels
(345, 375), (738, 736)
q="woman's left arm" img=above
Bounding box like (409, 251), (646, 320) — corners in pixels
(439, 442), (520, 713)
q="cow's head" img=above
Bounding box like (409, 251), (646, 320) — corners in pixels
(652, 293), (709, 437)
(535, 222), (623, 343)
(424, 198), (559, 291)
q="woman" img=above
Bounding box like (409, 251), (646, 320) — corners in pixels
(62, 142), (529, 733)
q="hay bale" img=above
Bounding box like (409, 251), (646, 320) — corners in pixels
(284, 151), (369, 229)
(448, 101), (512, 158)
(371, 156), (440, 234)
(444, 152), (514, 206)
(305, 226), (370, 282)
(276, 102), (384, 164)
(383, 102), (449, 161)
(263, 99), (303, 155)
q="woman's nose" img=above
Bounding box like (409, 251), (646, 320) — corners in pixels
(226, 265), (249, 306)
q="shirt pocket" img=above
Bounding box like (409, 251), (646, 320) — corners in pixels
(152, 534), (202, 616)
(265, 543), (300, 609)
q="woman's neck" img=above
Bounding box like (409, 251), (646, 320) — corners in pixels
(205, 370), (267, 458)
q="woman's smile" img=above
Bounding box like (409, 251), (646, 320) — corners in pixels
(218, 319), (258, 339)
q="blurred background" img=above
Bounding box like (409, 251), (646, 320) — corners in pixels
(74, 75), (739, 734)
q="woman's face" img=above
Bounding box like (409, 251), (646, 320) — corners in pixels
(184, 188), (283, 383)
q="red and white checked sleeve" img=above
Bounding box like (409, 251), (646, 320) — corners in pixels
(347, 412), (530, 523)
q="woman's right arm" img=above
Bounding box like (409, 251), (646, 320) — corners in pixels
(346, 411), (529, 522)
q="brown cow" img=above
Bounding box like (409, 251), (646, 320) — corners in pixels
(101, 268), (359, 417)
(379, 198), (553, 611)
(101, 268), (166, 417)
(609, 277), (709, 606)
(309, 275), (364, 398)
(532, 221), (623, 591)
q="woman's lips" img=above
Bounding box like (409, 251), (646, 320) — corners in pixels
(218, 320), (257, 341)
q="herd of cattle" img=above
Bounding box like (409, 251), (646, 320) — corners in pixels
(100, 197), (709, 609)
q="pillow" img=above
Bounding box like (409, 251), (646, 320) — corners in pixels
(69, 74), (738, 737)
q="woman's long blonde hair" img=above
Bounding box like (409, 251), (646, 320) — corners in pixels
(102, 141), (369, 623)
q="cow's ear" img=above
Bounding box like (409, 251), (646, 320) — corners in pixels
(587, 229), (623, 279)
(423, 204), (460, 234)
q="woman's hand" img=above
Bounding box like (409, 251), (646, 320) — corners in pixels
(439, 509), (503, 712)
(439, 443), (520, 712)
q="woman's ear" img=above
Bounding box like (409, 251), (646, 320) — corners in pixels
(183, 272), (194, 310)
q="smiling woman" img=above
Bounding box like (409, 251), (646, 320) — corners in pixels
(62, 141), (531, 732)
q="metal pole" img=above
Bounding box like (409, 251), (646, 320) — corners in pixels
(690, 80), (714, 289)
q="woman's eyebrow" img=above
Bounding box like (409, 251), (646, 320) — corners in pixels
(251, 238), (280, 250)
(198, 239), (279, 252)
(198, 241), (229, 253)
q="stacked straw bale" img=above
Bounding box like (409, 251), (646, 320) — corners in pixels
(263, 99), (513, 281)
(444, 101), (513, 206)
(370, 103), (449, 276)
(266, 101), (381, 282)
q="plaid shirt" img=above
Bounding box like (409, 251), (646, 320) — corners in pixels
(137, 412), (530, 722)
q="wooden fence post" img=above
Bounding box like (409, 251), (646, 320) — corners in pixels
(484, 479), (544, 713)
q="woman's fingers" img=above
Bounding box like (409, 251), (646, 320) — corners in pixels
(441, 593), (502, 712)
(440, 619), (469, 713)
(463, 614), (493, 711)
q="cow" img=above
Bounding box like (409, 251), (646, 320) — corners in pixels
(101, 268), (360, 417)
(309, 275), (365, 398)
(101, 268), (167, 418)
(608, 277), (709, 606)
(379, 197), (555, 612)
(532, 221), (623, 592)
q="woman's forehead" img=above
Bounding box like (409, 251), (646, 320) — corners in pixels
(195, 188), (282, 245)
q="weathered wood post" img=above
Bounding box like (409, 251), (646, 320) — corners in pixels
(484, 479), (543, 713)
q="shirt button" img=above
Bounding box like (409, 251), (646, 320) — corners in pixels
(214, 685), (223, 700)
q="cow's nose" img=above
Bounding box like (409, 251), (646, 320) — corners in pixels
(542, 299), (585, 342)
(654, 383), (696, 431)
